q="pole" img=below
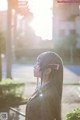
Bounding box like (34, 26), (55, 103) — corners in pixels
(70, 46), (73, 64)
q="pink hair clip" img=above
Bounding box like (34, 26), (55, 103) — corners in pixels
(48, 64), (60, 70)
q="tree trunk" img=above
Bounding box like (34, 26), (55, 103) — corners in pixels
(0, 51), (2, 81)
(6, 0), (12, 78)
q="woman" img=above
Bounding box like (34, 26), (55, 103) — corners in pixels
(25, 51), (63, 120)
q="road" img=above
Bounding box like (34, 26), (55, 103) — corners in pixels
(2, 63), (80, 84)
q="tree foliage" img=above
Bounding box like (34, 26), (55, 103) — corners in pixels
(54, 33), (76, 50)
(65, 108), (80, 120)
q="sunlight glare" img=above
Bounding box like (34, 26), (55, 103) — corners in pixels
(29, 0), (52, 40)
(0, 0), (53, 40)
(0, 0), (7, 11)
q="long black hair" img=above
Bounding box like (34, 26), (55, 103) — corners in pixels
(37, 51), (63, 97)
(37, 51), (63, 120)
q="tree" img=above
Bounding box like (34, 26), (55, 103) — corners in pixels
(54, 33), (76, 50)
(0, 32), (5, 81)
(15, 1), (35, 49)
(6, 0), (18, 79)
(6, 0), (13, 78)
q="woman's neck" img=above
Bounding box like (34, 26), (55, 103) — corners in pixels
(42, 75), (49, 85)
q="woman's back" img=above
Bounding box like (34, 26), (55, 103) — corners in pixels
(26, 81), (61, 120)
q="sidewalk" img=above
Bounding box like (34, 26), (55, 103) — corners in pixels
(62, 85), (80, 120)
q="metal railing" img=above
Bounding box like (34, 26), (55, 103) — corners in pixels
(9, 100), (27, 120)
(9, 107), (26, 117)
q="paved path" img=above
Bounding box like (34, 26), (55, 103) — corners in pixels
(2, 64), (80, 84)
(65, 65), (80, 76)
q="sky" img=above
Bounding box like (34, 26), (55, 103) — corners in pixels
(0, 0), (53, 40)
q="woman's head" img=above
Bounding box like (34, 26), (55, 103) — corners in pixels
(34, 51), (63, 97)
(34, 51), (63, 79)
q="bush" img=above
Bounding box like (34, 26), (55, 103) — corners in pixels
(65, 108), (80, 120)
(0, 79), (25, 107)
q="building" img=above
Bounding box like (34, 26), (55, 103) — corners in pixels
(53, 1), (80, 48)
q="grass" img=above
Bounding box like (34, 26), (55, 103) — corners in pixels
(63, 83), (80, 86)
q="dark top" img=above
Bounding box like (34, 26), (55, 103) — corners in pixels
(25, 82), (61, 120)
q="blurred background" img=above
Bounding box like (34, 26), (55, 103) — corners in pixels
(0, 1), (80, 76)
(0, 0), (80, 94)
(0, 0), (80, 120)
(0, 0), (80, 93)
